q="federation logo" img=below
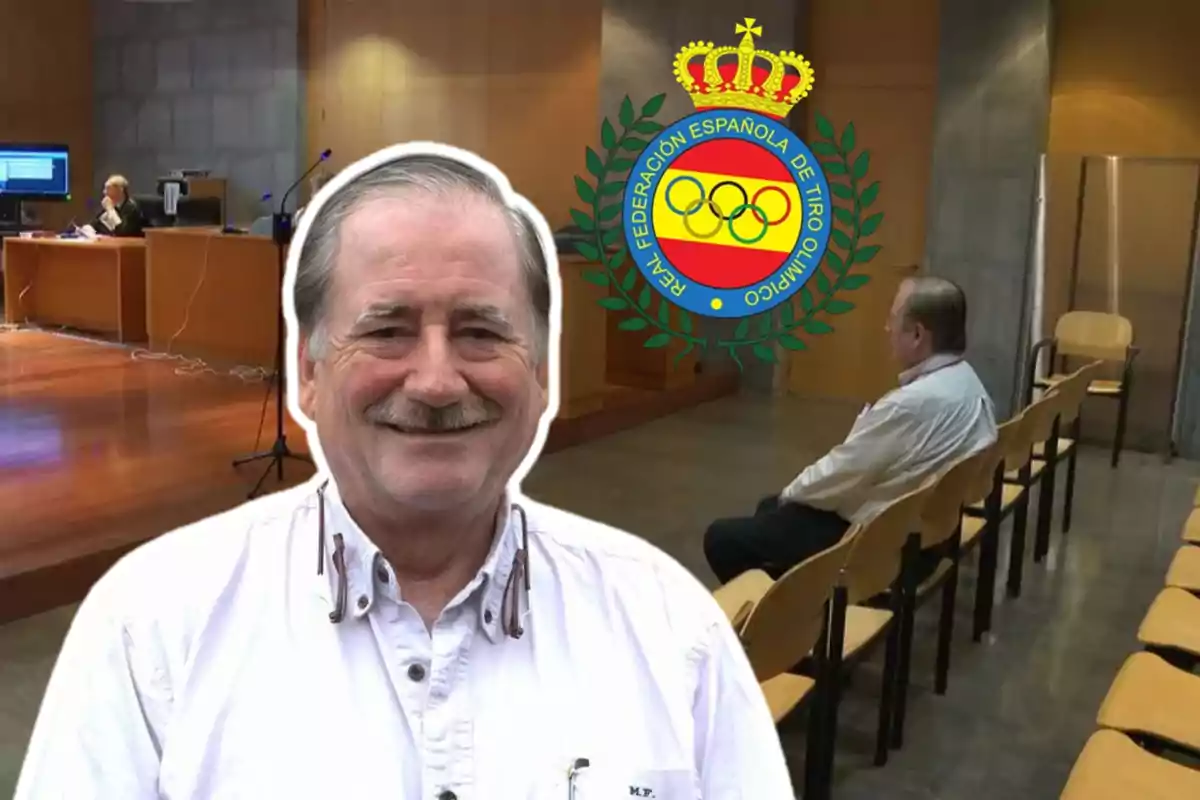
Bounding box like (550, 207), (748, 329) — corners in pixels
(623, 109), (830, 319)
(570, 18), (885, 367)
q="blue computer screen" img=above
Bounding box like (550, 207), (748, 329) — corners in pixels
(0, 143), (70, 199)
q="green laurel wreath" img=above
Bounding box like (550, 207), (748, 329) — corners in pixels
(571, 94), (884, 370)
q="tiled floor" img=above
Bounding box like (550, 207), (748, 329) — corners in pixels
(1, 392), (1197, 798)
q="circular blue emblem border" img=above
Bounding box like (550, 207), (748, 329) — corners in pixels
(622, 108), (832, 319)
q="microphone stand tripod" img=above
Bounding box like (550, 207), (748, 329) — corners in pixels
(232, 151), (330, 498)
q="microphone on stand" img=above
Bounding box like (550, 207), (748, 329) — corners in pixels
(231, 148), (331, 498)
(279, 149), (332, 215)
(270, 149), (331, 246)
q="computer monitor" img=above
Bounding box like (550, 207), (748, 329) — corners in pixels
(0, 143), (70, 201)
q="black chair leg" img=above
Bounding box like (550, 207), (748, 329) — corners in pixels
(1063, 447), (1078, 534)
(874, 616), (900, 766)
(889, 537), (919, 750)
(818, 590), (848, 800)
(803, 613), (831, 800)
(1034, 436), (1060, 563)
(935, 559), (959, 695)
(1008, 484), (1030, 595)
(1112, 388), (1130, 468)
(974, 513), (1002, 641)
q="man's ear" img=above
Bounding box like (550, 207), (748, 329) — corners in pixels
(296, 333), (319, 421)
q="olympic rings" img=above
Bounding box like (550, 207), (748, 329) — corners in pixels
(663, 176), (795, 232)
(750, 186), (793, 227)
(681, 198), (725, 239)
(664, 176), (705, 216)
(708, 181), (749, 221)
(727, 204), (770, 245)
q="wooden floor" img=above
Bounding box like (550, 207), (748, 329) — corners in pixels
(0, 329), (736, 623)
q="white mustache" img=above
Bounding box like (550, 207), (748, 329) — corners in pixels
(366, 398), (500, 433)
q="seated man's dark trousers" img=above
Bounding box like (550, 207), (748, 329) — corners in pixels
(704, 495), (851, 584)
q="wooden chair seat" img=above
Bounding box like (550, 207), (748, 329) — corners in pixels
(960, 515), (986, 549)
(965, 482), (1024, 515)
(1038, 373), (1124, 396)
(841, 605), (893, 658)
(1005, 460), (1046, 482)
(761, 673), (816, 723)
(1061, 729), (1200, 799)
(1183, 509), (1200, 545)
(1033, 438), (1076, 459)
(1097, 652), (1200, 753)
(1165, 546), (1200, 592)
(1138, 588), (1200, 658)
(713, 569), (773, 628)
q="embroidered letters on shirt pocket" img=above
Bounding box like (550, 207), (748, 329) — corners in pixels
(573, 767), (697, 800)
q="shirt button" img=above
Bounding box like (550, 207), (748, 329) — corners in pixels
(407, 663), (426, 682)
(484, 609), (494, 624)
(438, 791), (457, 800)
(356, 594), (369, 610)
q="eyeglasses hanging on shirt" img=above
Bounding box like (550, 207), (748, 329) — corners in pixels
(315, 480), (531, 639)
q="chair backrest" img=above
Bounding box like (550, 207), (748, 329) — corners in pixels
(1056, 361), (1102, 426)
(739, 530), (858, 682)
(919, 441), (999, 548)
(1055, 311), (1133, 362)
(963, 414), (1023, 506)
(841, 473), (939, 604)
(1023, 387), (1065, 449)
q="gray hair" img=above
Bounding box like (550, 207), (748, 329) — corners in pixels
(294, 154), (551, 360)
(901, 275), (967, 353)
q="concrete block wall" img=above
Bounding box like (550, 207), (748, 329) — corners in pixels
(92, 0), (302, 224)
(924, 0), (1052, 418)
(597, 0), (797, 392)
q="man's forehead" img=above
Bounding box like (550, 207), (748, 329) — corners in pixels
(335, 192), (516, 264)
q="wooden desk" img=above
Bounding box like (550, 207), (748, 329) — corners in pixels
(605, 279), (697, 391)
(2, 237), (147, 342)
(145, 228), (279, 369)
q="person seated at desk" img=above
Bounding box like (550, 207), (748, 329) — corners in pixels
(92, 174), (145, 238)
(704, 276), (999, 585)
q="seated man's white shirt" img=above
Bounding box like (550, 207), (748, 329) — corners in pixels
(15, 478), (792, 800)
(99, 207), (122, 231)
(782, 355), (998, 523)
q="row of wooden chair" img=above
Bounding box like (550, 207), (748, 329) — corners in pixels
(1061, 503), (1200, 797)
(713, 361), (1103, 798)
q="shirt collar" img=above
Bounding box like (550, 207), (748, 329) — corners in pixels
(315, 476), (524, 644)
(898, 352), (963, 386)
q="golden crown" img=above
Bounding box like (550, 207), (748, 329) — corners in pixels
(673, 18), (815, 120)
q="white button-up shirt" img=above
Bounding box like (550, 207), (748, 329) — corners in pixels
(782, 356), (998, 523)
(15, 477), (793, 799)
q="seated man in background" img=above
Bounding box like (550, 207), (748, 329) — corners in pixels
(92, 174), (144, 237)
(704, 276), (998, 584)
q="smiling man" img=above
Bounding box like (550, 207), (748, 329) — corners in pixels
(14, 146), (793, 799)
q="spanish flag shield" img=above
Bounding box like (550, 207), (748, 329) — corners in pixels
(652, 138), (803, 290)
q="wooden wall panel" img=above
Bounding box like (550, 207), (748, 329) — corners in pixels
(304, 0), (603, 229)
(1046, 0), (1200, 334)
(0, 0), (92, 229)
(782, 0), (937, 403)
(1050, 0), (1200, 158)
